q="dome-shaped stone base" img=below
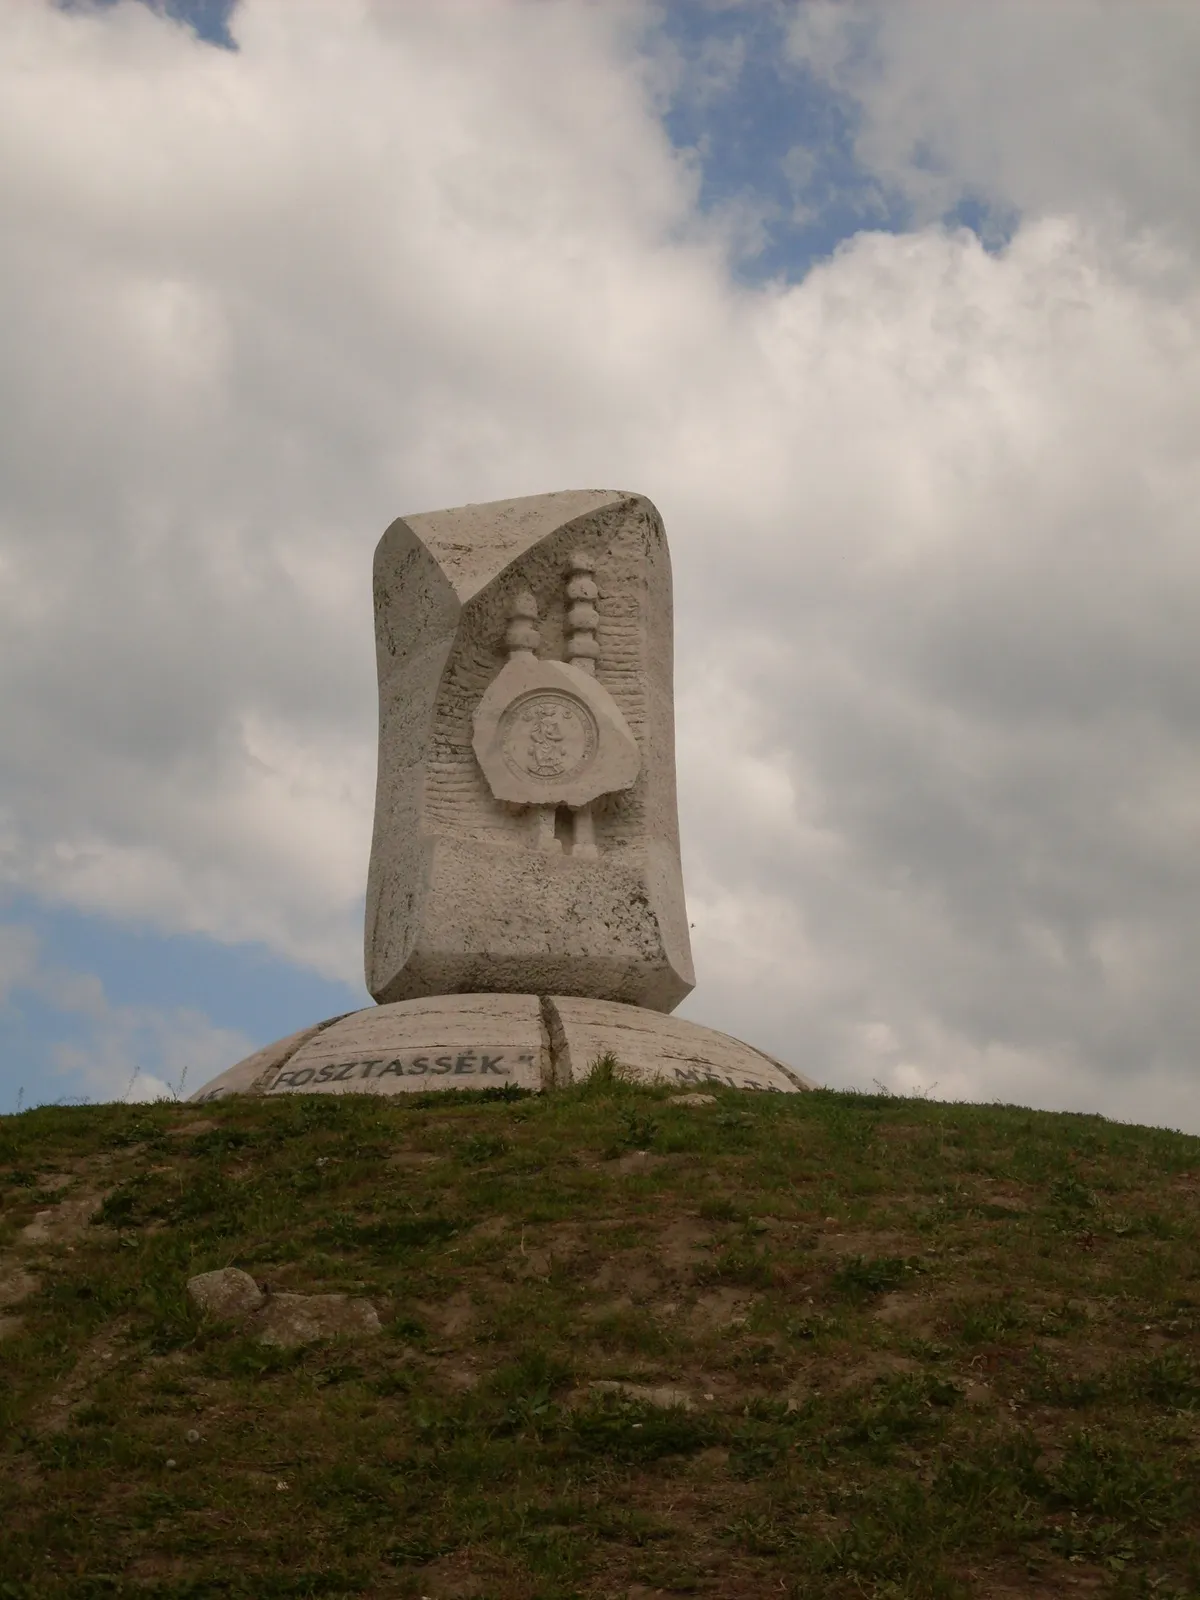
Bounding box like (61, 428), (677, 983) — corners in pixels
(188, 994), (813, 1102)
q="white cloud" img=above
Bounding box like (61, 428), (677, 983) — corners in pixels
(2, 1), (1200, 1126)
(0, 922), (253, 1105)
(0, 924), (39, 1006)
(46, 984), (250, 1106)
(785, 0), (1200, 245)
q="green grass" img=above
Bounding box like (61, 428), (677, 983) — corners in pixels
(1, 1078), (1199, 1597)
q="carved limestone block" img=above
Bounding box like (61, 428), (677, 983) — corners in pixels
(364, 490), (695, 1011)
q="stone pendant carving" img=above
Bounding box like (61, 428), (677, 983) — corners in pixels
(471, 567), (641, 855)
(365, 490), (695, 1012)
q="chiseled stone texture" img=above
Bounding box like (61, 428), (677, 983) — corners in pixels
(365, 490), (694, 1013)
(187, 994), (812, 1100)
(544, 996), (815, 1094)
(262, 994), (550, 1096)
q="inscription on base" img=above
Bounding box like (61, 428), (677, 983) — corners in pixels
(268, 1050), (534, 1092)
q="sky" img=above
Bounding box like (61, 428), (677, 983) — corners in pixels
(3, 0), (1200, 1130)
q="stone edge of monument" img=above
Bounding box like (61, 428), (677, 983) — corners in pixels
(365, 488), (695, 1014)
(545, 996), (815, 1093)
(188, 994), (814, 1102)
(183, 1015), (353, 1104)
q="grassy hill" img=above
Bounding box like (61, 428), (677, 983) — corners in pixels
(2, 1072), (1199, 1599)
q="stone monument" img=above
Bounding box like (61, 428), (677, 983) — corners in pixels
(190, 491), (812, 1102)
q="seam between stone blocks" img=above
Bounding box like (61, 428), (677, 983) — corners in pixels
(249, 1012), (355, 1096)
(537, 995), (571, 1090)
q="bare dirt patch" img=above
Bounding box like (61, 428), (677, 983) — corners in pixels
(588, 1257), (662, 1297)
(19, 1192), (108, 1244)
(683, 1286), (759, 1333)
(34, 1317), (133, 1434)
(873, 1289), (938, 1330)
(614, 1150), (669, 1175)
(426, 1289), (475, 1337)
(652, 1217), (713, 1272)
(0, 1259), (39, 1307)
(817, 1228), (917, 1257)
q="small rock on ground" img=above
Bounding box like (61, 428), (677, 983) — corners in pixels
(184, 1270), (382, 1347)
(252, 1293), (381, 1348)
(589, 1380), (695, 1411)
(614, 1150), (666, 1174)
(186, 1267), (266, 1319)
(668, 1092), (717, 1106)
(0, 1262), (39, 1308)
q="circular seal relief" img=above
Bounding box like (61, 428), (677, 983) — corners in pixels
(499, 690), (598, 785)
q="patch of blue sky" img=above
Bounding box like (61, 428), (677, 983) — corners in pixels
(658, 2), (907, 282)
(0, 895), (366, 1113)
(58, 0), (237, 50)
(942, 194), (1019, 253)
(659, 3), (1015, 278)
(0, 971), (162, 1113)
(0, 985), (86, 1112)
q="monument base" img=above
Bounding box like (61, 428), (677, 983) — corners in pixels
(188, 994), (813, 1102)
